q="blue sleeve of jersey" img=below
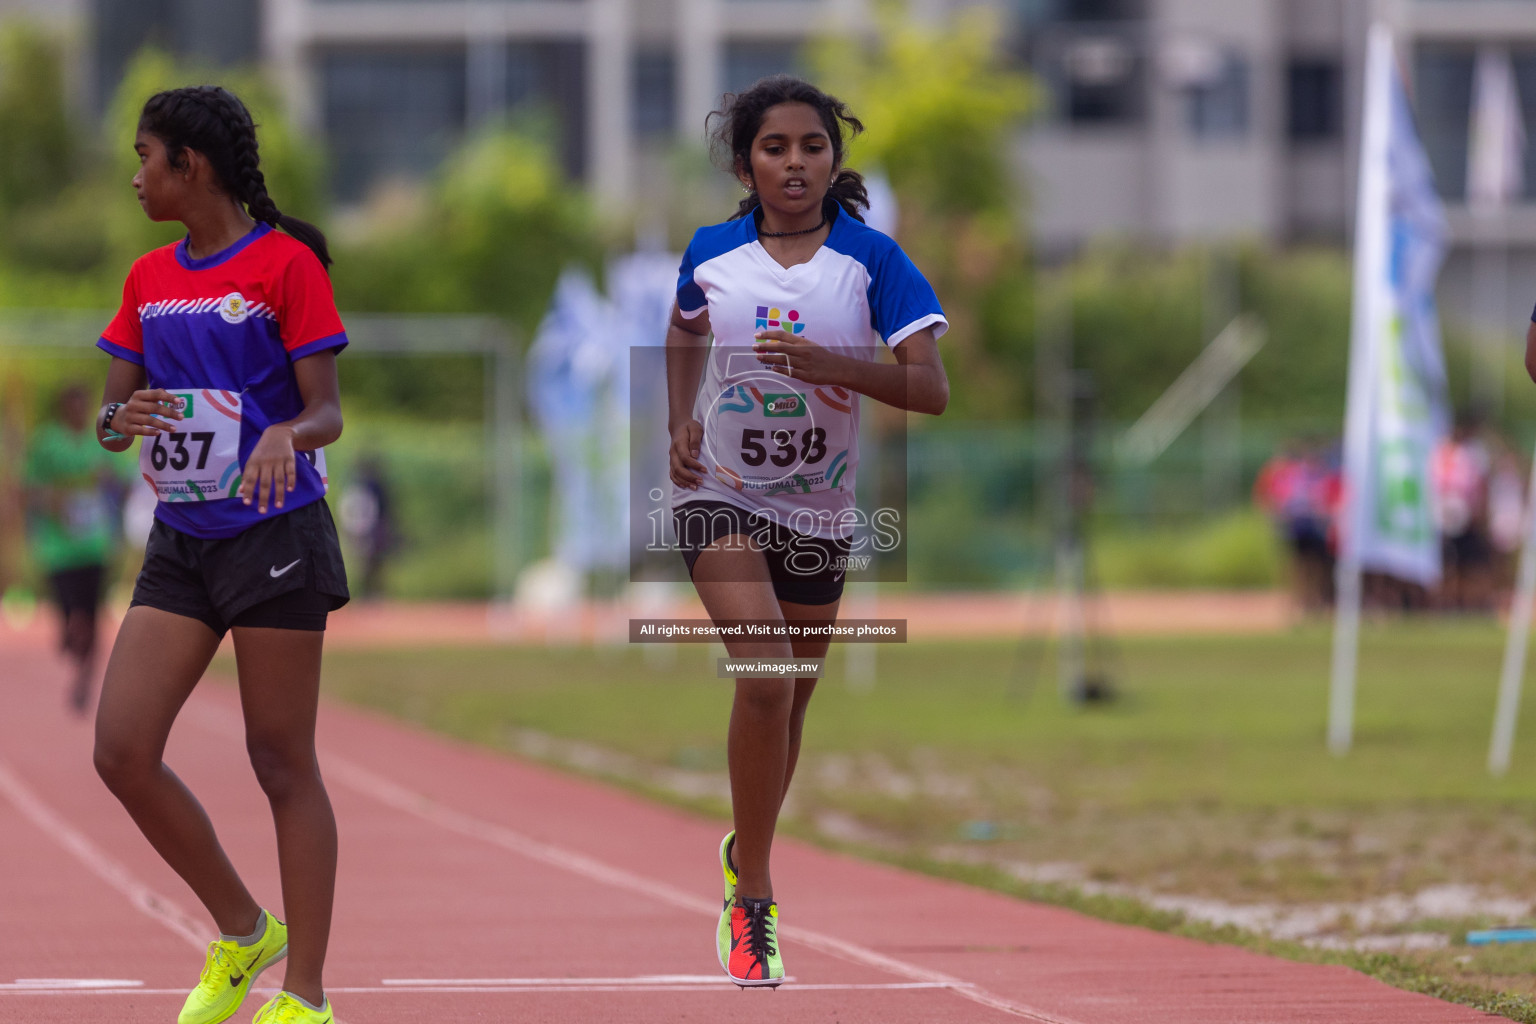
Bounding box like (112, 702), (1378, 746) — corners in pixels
(867, 242), (948, 347)
(677, 239), (706, 318)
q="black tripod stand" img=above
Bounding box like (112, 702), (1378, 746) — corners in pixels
(1016, 370), (1118, 704)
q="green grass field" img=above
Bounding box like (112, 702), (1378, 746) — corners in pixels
(283, 622), (1536, 1019)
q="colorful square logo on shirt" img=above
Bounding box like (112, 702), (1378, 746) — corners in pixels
(755, 306), (807, 335)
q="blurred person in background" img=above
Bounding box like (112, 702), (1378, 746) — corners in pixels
(1487, 438), (1526, 592)
(1431, 413), (1493, 610)
(0, 375), (30, 614)
(1254, 439), (1339, 612)
(24, 383), (124, 713)
(338, 454), (396, 599)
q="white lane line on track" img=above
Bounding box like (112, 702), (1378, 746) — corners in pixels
(0, 981), (959, 996)
(3, 980), (144, 990)
(187, 705), (1087, 1024)
(324, 757), (1087, 1023)
(0, 758), (206, 949)
(383, 974), (728, 985)
(0, 754), (357, 1024)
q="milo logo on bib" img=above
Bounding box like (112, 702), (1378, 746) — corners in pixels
(763, 393), (806, 417)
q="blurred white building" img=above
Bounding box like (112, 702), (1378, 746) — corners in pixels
(84, 0), (900, 208)
(68, 0), (1536, 323)
(1019, 0), (1536, 329)
(261, 0), (883, 209)
(0, 0), (84, 18)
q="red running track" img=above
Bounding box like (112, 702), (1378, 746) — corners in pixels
(0, 627), (1501, 1024)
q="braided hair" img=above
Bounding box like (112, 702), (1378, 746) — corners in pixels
(709, 75), (868, 224)
(138, 86), (332, 268)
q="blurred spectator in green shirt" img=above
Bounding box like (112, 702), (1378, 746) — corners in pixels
(24, 384), (123, 714)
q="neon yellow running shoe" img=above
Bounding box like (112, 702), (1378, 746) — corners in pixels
(252, 991), (333, 1024)
(176, 911), (288, 1024)
(726, 896), (784, 987)
(716, 831), (737, 969)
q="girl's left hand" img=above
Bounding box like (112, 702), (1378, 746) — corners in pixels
(239, 425), (297, 514)
(753, 330), (844, 386)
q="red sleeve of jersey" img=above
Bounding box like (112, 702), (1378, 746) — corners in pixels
(97, 265), (144, 364)
(278, 247), (348, 361)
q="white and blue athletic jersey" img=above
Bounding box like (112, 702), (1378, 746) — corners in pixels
(675, 205), (947, 539)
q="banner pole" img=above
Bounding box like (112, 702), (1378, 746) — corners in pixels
(1489, 437), (1536, 774)
(1329, 555), (1364, 755)
(1329, 23), (1393, 756)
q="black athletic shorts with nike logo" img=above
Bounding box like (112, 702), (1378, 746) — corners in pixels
(131, 498), (350, 636)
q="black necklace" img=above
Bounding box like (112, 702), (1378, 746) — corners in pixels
(759, 218), (827, 239)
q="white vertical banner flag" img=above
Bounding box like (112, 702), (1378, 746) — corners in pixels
(1329, 24), (1451, 754)
(528, 267), (618, 574)
(1468, 46), (1526, 211)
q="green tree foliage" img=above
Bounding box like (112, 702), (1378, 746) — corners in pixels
(816, 11), (1033, 218)
(1059, 244), (1354, 426)
(96, 48), (326, 277)
(1237, 246), (1352, 422)
(0, 40), (325, 304)
(811, 12), (1037, 419)
(327, 124), (600, 416)
(0, 21), (71, 216)
(330, 124), (598, 333)
(0, 21), (100, 287)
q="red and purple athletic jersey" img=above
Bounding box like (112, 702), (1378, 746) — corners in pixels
(98, 223), (347, 539)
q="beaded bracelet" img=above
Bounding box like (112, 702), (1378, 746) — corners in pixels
(100, 402), (126, 442)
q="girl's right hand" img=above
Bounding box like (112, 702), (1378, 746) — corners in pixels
(670, 420), (706, 490)
(110, 389), (185, 436)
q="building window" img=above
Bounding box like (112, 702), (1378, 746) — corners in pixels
(1514, 50), (1536, 200)
(1019, 0), (1146, 21)
(633, 49), (676, 139)
(723, 41), (800, 98)
(1416, 45), (1536, 203)
(1060, 0), (1144, 20)
(321, 46), (466, 202)
(504, 41), (588, 179)
(1062, 30), (1148, 124)
(1183, 51), (1249, 139)
(1287, 57), (1342, 141)
(92, 0), (260, 112)
(1413, 45), (1474, 201)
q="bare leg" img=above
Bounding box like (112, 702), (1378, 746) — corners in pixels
(778, 597), (840, 805)
(692, 541), (791, 903)
(231, 626), (336, 1009)
(94, 607), (261, 935)
(65, 607), (100, 713)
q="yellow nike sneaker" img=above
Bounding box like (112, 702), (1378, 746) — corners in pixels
(716, 831), (737, 969)
(252, 991), (333, 1024)
(176, 911), (288, 1024)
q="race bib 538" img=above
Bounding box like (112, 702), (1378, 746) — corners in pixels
(702, 363), (854, 495)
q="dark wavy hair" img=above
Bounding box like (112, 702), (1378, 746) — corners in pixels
(139, 85), (332, 268)
(709, 75), (868, 223)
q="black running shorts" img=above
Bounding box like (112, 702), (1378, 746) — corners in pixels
(673, 499), (850, 607)
(131, 498), (350, 636)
